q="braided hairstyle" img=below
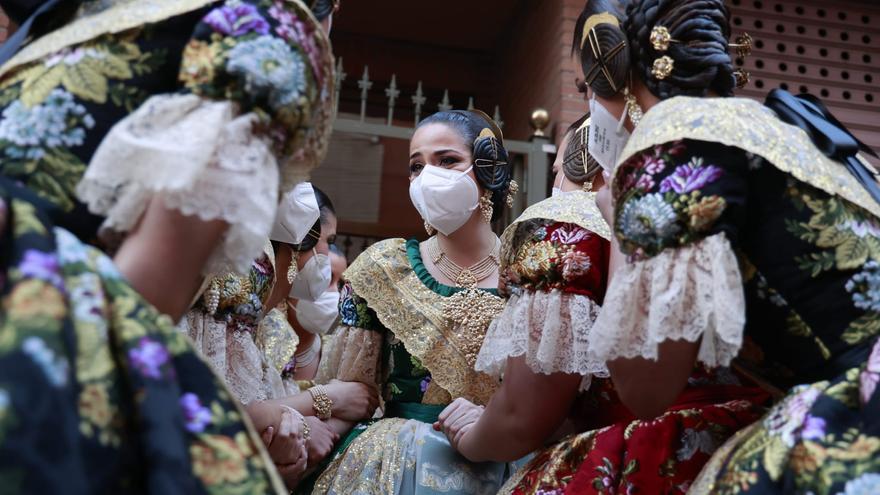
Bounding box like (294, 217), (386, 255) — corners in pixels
(417, 110), (513, 222)
(572, 0), (632, 99)
(561, 114), (601, 185)
(625, 0), (735, 98)
(573, 0), (735, 100)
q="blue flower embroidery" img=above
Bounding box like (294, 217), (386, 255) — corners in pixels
(226, 35), (307, 109)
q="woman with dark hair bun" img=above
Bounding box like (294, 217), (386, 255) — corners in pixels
(309, 110), (522, 494)
(573, 0), (880, 493)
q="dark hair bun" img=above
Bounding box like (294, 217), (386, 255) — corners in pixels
(572, 1), (631, 98)
(625, 0), (735, 98)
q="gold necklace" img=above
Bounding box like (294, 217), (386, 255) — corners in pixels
(426, 236), (501, 288)
(426, 235), (505, 366)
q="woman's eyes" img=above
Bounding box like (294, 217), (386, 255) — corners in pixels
(410, 157), (460, 174)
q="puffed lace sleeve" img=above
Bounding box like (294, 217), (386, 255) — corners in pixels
(315, 282), (384, 388)
(476, 221), (611, 388)
(589, 139), (749, 368)
(76, 0), (334, 276)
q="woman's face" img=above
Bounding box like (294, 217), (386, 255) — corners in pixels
(408, 123), (480, 190)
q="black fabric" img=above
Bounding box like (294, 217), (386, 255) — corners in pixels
(765, 89), (880, 207)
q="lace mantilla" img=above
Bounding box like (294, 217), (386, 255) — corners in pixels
(77, 94), (279, 276)
(614, 96), (880, 219)
(588, 233), (745, 367)
(476, 290), (608, 390)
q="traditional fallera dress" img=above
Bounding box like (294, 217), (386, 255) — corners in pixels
(183, 243), (302, 405)
(588, 96), (880, 494)
(484, 191), (767, 495)
(0, 0), (333, 492)
(310, 238), (519, 495)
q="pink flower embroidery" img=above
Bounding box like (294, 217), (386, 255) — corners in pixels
(860, 340), (880, 405)
(561, 250), (591, 281)
(643, 155), (666, 175)
(635, 174), (656, 191)
(550, 224), (590, 245)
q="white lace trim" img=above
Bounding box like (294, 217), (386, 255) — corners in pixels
(476, 290), (609, 390)
(76, 93), (280, 276)
(588, 233), (745, 367)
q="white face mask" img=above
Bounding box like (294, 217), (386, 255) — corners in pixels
(295, 289), (339, 335)
(551, 172), (563, 197)
(409, 165), (479, 236)
(270, 183), (320, 245)
(588, 95), (631, 175)
(290, 250), (332, 301)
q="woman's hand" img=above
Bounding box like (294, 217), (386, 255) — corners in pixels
(262, 406), (307, 466)
(596, 183), (614, 227)
(435, 398), (484, 453)
(324, 380), (379, 421)
(304, 416), (339, 468)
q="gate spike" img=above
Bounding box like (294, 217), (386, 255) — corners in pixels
(412, 81), (426, 125)
(438, 89), (452, 112)
(493, 105), (504, 130)
(467, 97), (475, 111)
(385, 74), (400, 126)
(357, 65), (373, 122)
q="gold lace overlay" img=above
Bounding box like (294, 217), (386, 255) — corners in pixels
(313, 418), (410, 494)
(500, 190), (611, 270)
(0, 0), (214, 76)
(255, 304), (298, 375)
(346, 239), (499, 405)
(615, 96), (880, 218)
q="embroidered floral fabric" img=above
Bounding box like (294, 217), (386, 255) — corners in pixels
(596, 137), (880, 493)
(0, 0), (332, 274)
(0, 179), (282, 494)
(477, 221), (610, 388)
(501, 369), (768, 495)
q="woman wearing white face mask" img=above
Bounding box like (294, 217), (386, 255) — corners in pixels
(286, 247), (347, 383)
(309, 110), (522, 494)
(182, 185), (379, 489)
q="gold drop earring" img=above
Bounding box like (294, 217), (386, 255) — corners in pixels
(479, 191), (494, 224)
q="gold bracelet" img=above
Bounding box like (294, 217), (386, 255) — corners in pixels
(309, 384), (333, 420)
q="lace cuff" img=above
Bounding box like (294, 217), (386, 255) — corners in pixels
(77, 93), (280, 276)
(476, 290), (608, 390)
(588, 233), (745, 367)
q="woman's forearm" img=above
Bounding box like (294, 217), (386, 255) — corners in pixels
(462, 359), (581, 462)
(114, 195), (228, 320)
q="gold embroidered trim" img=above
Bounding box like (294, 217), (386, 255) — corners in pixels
(345, 239), (498, 405)
(615, 96), (880, 219)
(0, 0), (213, 76)
(500, 191), (611, 268)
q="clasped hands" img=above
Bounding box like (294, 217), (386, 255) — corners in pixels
(433, 397), (485, 458)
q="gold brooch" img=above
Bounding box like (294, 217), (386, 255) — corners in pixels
(650, 25), (674, 52)
(652, 55), (674, 80)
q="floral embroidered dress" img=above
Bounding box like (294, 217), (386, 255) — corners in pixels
(309, 238), (519, 495)
(483, 191), (767, 495)
(588, 96), (880, 494)
(0, 0), (333, 493)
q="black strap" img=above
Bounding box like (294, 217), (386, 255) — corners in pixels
(0, 0), (64, 67)
(765, 89), (880, 206)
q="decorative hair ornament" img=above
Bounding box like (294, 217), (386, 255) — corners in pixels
(650, 25), (678, 52)
(734, 69), (751, 89)
(730, 33), (753, 58)
(581, 12), (626, 93)
(652, 55), (674, 80)
(424, 222), (436, 236)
